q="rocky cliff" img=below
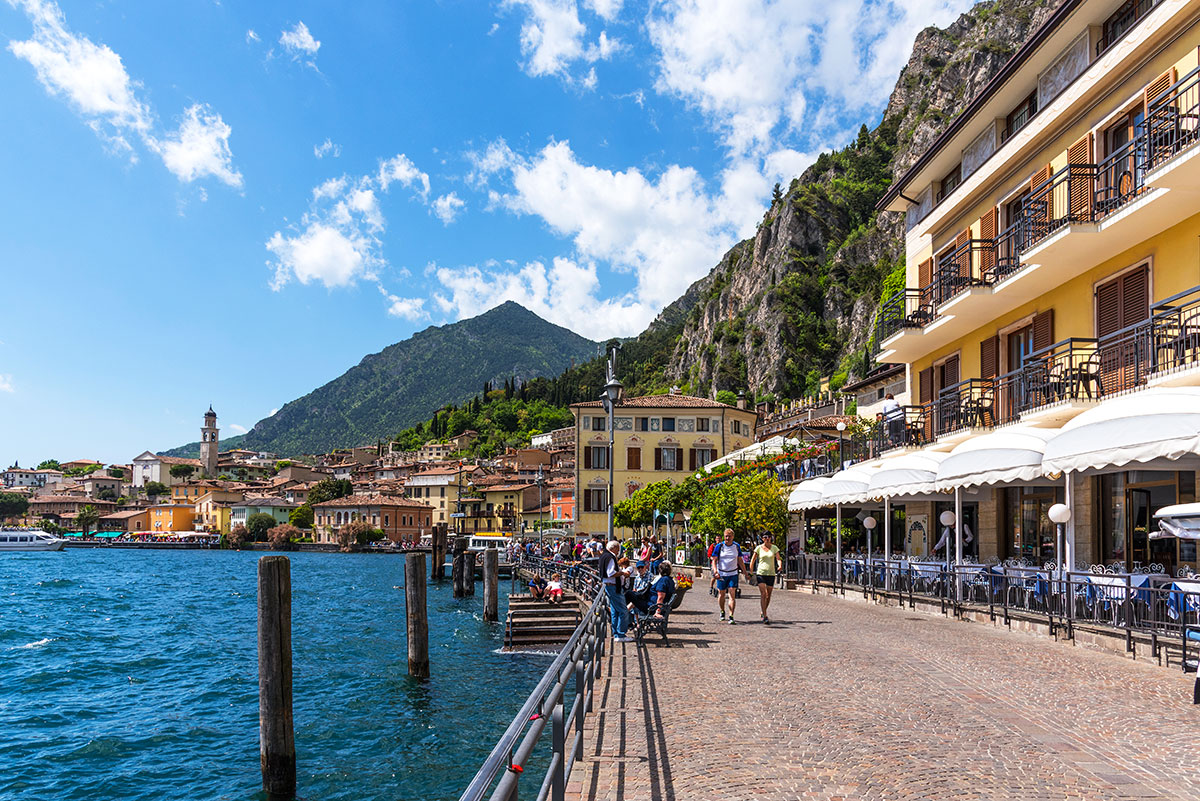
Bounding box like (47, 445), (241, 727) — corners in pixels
(665, 0), (1063, 400)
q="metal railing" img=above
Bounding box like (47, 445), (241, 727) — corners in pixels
(871, 405), (929, 455)
(460, 556), (609, 801)
(1021, 337), (1104, 408)
(932, 239), (992, 305)
(1097, 0), (1160, 57)
(799, 554), (1200, 658)
(875, 288), (936, 344)
(932, 378), (996, 437)
(1147, 65), (1200, 170)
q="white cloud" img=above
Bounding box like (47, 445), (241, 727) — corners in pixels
(434, 258), (653, 340)
(269, 408), (279, 416)
(431, 193), (466, 225)
(245, 29), (260, 44)
(503, 0), (621, 84)
(151, 104), (243, 188)
(279, 21), (320, 65)
(646, 0), (972, 155)
(6, 0), (241, 187)
(583, 0), (622, 21)
(0, 374), (13, 393)
(228, 423), (249, 434)
(377, 154), (430, 198)
(379, 287), (428, 321)
(314, 138), (341, 159)
(267, 221), (377, 291)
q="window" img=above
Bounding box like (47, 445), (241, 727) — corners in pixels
(696, 417), (709, 432)
(583, 488), (608, 512)
(1002, 91), (1038, 142)
(582, 416), (590, 431)
(592, 416), (606, 432)
(627, 447), (641, 470)
(693, 448), (716, 469)
(661, 417), (676, 432)
(660, 448), (678, 471)
(440, 487), (446, 497)
(636, 417), (649, 431)
(935, 163), (962, 203)
(586, 446), (609, 470)
(1098, 0), (1158, 55)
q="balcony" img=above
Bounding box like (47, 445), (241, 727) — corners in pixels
(1013, 338), (1104, 426)
(871, 405), (931, 456)
(877, 66), (1200, 362)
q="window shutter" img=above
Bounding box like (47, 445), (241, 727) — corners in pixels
(688, 448), (697, 471)
(1121, 265), (1149, 326)
(918, 367), (934, 403)
(980, 335), (1000, 379)
(918, 257), (933, 305)
(583, 447), (592, 470)
(1096, 278), (1122, 337)
(654, 448), (662, 471)
(955, 228), (971, 282)
(676, 448), (685, 471)
(978, 207), (998, 276)
(1030, 163), (1053, 222)
(941, 355), (960, 388)
(1032, 309), (1055, 353)
(627, 447), (640, 471)
(1066, 133), (1094, 221)
(1144, 68), (1177, 112)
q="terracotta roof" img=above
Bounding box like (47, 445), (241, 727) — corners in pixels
(156, 455), (204, 467)
(571, 393), (754, 410)
(412, 464), (472, 476)
(234, 497), (297, 508)
(30, 494), (115, 504)
(102, 510), (148, 520)
(312, 493), (433, 509)
(791, 415), (860, 430)
(484, 483), (534, 492)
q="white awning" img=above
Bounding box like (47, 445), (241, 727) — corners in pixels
(1042, 387), (1200, 475)
(936, 426), (1058, 491)
(704, 435), (800, 471)
(866, 451), (952, 499)
(820, 462), (884, 506)
(1153, 502), (1200, 540)
(788, 478), (829, 511)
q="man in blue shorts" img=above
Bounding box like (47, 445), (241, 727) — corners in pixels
(710, 528), (744, 624)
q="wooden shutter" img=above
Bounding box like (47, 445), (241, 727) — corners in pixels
(918, 257), (933, 305)
(955, 228), (972, 282)
(918, 367), (934, 403)
(1121, 265), (1150, 326)
(1066, 133), (1094, 221)
(1032, 309), (1055, 353)
(978, 207), (998, 276)
(627, 447), (641, 471)
(654, 448), (662, 471)
(583, 447), (592, 470)
(942, 355), (960, 388)
(980, 335), (1000, 379)
(1030, 163), (1053, 223)
(688, 448), (697, 471)
(1096, 278), (1122, 337)
(676, 448), (685, 471)
(1144, 68), (1177, 112)
(583, 491), (591, 513)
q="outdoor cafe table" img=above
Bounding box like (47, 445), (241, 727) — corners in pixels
(1166, 579), (1200, 620)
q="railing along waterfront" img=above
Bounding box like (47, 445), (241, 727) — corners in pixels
(798, 554), (1200, 658)
(460, 555), (609, 801)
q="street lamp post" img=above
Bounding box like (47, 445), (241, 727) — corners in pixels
(939, 509), (955, 596)
(1048, 503), (1071, 571)
(836, 421), (847, 469)
(600, 345), (622, 542)
(863, 515), (877, 591)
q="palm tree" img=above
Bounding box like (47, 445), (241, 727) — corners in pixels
(77, 504), (100, 537)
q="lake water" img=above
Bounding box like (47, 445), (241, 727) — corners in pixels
(1, 549), (548, 800)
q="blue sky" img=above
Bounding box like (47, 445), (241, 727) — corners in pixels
(0, 0), (971, 466)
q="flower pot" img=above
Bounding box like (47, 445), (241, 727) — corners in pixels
(670, 587), (687, 610)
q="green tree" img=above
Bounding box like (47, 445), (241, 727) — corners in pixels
(267, 524), (300, 551)
(226, 523), (248, 550)
(246, 512), (276, 542)
(289, 503), (315, 529)
(108, 467), (124, 479)
(144, 481), (168, 498)
(732, 472), (788, 539)
(36, 459), (60, 470)
(274, 460), (293, 473)
(76, 504), (101, 536)
(715, 390), (738, 406)
(97, 488), (118, 502)
(307, 478), (353, 505)
(0, 492), (30, 520)
(169, 464), (196, 482)
(771, 182), (783, 204)
(337, 520), (382, 551)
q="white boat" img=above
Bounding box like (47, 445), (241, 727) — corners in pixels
(0, 530), (67, 551)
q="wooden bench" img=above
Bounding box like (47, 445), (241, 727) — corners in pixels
(631, 593), (674, 642)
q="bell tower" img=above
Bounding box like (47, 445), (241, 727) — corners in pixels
(200, 406), (219, 478)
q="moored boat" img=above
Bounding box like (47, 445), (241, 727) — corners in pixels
(0, 529), (68, 552)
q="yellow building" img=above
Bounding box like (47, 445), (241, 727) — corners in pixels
(149, 503), (197, 533)
(571, 390), (758, 538)
(872, 0), (1200, 572)
(193, 489), (243, 535)
(404, 464), (480, 534)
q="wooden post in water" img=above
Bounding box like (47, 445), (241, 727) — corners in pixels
(431, 528), (446, 581)
(483, 549), (498, 620)
(405, 552), (430, 678)
(464, 550), (477, 597)
(257, 555), (296, 799)
(452, 537), (468, 598)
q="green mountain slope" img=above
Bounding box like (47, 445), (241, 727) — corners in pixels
(165, 302), (598, 457)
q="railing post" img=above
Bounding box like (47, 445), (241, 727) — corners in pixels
(551, 696), (565, 801)
(574, 648), (586, 763)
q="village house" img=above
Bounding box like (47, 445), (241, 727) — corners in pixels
(131, 452), (204, 487)
(404, 464), (480, 534)
(312, 494), (434, 544)
(100, 509), (150, 533)
(230, 497), (298, 530)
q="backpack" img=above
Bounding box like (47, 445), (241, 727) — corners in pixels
(711, 541), (741, 564)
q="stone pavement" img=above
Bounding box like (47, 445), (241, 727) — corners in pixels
(566, 585), (1200, 801)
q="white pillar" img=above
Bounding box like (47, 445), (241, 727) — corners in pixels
(1064, 471), (1076, 571)
(883, 498), (892, 592)
(954, 486), (964, 566)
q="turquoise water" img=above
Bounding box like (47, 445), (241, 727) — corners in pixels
(1, 549), (548, 800)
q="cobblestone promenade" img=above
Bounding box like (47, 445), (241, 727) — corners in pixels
(568, 586), (1199, 801)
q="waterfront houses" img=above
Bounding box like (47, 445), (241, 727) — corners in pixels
(230, 497), (298, 531)
(312, 493), (434, 544)
(571, 389), (758, 538)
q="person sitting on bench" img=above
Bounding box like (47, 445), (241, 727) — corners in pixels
(646, 563), (676, 618)
(626, 561), (654, 614)
(528, 574), (548, 600)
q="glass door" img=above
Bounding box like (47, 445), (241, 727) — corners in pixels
(1126, 488), (1152, 570)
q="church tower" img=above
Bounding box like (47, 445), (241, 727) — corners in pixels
(200, 406), (219, 478)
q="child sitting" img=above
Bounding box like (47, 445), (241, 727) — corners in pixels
(528, 574), (548, 600)
(546, 573), (564, 604)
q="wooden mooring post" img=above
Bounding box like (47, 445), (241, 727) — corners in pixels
(405, 552), (430, 678)
(431, 528), (446, 581)
(452, 537), (469, 598)
(482, 548), (498, 622)
(257, 555), (296, 799)
(464, 550), (477, 597)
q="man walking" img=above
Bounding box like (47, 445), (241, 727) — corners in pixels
(599, 540), (632, 642)
(710, 528), (744, 624)
(749, 532), (783, 623)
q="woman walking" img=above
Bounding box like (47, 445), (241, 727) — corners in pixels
(749, 533), (783, 623)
